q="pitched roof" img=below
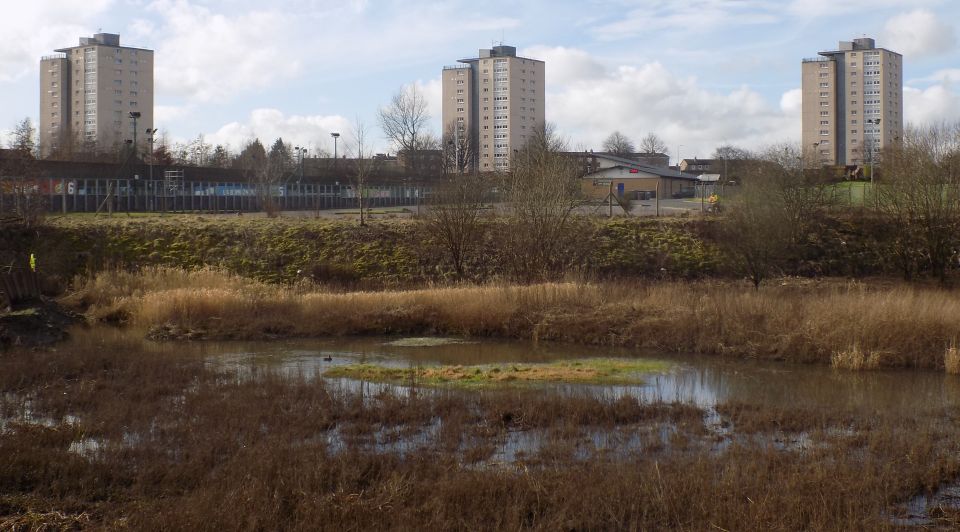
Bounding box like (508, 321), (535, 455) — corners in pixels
(590, 153), (700, 180)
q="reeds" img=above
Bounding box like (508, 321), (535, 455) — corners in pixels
(831, 344), (891, 371)
(70, 268), (960, 370)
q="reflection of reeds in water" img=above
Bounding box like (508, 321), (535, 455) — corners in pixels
(946, 344), (960, 375)
(70, 267), (960, 369)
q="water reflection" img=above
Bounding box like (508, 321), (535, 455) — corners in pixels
(197, 336), (960, 414)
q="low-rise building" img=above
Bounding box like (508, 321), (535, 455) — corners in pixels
(580, 153), (700, 200)
(678, 158), (719, 175)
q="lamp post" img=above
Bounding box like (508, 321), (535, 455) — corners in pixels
(293, 146), (307, 183)
(128, 112), (141, 158)
(866, 118), (881, 209)
(331, 132), (340, 168)
(142, 128), (158, 213)
(145, 128), (158, 181)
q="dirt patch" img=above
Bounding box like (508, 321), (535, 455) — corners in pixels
(0, 299), (83, 350)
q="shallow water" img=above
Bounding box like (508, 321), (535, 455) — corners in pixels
(198, 336), (960, 414)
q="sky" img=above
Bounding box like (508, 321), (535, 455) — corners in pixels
(2, 0), (960, 162)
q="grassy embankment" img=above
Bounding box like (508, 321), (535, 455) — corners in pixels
(72, 267), (960, 371)
(2, 331), (960, 529)
(10, 213), (865, 286)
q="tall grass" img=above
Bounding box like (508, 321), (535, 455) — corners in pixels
(72, 268), (960, 369)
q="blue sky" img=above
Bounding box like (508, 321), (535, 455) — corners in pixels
(3, 0), (959, 161)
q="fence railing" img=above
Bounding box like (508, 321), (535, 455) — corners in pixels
(0, 177), (429, 214)
(0, 270), (40, 305)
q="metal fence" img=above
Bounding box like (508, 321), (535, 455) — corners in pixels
(0, 177), (428, 214)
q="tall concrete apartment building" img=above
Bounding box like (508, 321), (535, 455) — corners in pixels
(441, 45), (545, 172)
(801, 37), (902, 167)
(39, 33), (154, 156)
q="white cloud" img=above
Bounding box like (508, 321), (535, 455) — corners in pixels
(788, 0), (938, 17)
(204, 108), (352, 154)
(144, 0), (302, 103)
(416, 77), (443, 123)
(542, 49), (798, 157)
(592, 1), (779, 40)
(910, 68), (960, 85)
(523, 46), (606, 85)
(155, 104), (191, 125)
(780, 88), (803, 115)
(904, 84), (960, 126)
(0, 0), (114, 82)
(883, 9), (956, 58)
(461, 16), (521, 32)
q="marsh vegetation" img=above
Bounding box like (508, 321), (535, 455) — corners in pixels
(68, 267), (960, 371)
(3, 331), (960, 529)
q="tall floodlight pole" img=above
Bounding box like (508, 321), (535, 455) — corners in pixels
(129, 112), (141, 158)
(145, 128), (158, 180)
(294, 146), (307, 183)
(331, 132), (340, 168)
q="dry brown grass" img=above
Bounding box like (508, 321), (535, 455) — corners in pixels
(69, 268), (960, 369)
(831, 344), (893, 371)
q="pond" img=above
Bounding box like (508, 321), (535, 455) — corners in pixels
(201, 335), (960, 414)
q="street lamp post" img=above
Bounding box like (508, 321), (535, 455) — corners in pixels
(145, 128), (158, 180)
(143, 128), (158, 213)
(293, 146), (307, 183)
(331, 132), (340, 168)
(129, 112), (141, 158)
(866, 118), (882, 209)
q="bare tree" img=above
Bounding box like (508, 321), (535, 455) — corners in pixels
(378, 85), (431, 175)
(712, 145), (752, 161)
(712, 144), (754, 184)
(638, 132), (668, 154)
(424, 173), (490, 279)
(602, 131), (636, 156)
(348, 119), (373, 226)
(720, 172), (792, 289)
(442, 121), (478, 175)
(500, 123), (586, 281)
(721, 143), (833, 287)
(2, 118), (44, 227)
(758, 143), (833, 244)
(187, 134), (212, 166)
(880, 123), (960, 283)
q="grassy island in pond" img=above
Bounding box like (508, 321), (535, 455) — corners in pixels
(324, 358), (671, 386)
